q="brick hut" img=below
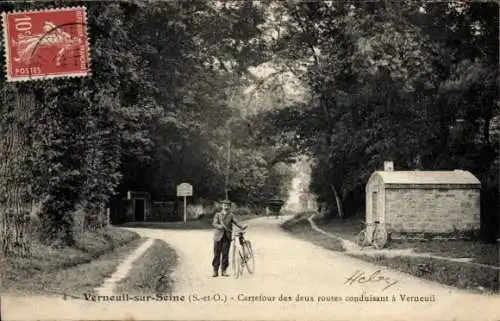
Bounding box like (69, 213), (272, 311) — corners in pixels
(365, 163), (481, 236)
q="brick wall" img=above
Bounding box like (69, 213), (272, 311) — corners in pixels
(385, 188), (480, 233)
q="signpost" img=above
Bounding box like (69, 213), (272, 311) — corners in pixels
(176, 183), (193, 223)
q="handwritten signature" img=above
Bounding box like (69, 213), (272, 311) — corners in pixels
(344, 269), (399, 291)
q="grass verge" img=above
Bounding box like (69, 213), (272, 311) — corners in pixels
(115, 239), (178, 295)
(0, 227), (142, 297)
(281, 214), (344, 252)
(388, 239), (499, 266)
(349, 253), (499, 294)
(313, 215), (499, 266)
(284, 213), (499, 294)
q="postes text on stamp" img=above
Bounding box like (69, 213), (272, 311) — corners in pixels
(2, 7), (90, 82)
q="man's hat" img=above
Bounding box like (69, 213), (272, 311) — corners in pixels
(220, 199), (232, 205)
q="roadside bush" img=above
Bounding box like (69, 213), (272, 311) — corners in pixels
(197, 213), (213, 221)
(102, 228), (140, 246)
(233, 206), (255, 216)
(72, 228), (137, 256)
(74, 231), (113, 255)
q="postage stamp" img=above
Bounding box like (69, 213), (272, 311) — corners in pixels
(1, 7), (90, 82)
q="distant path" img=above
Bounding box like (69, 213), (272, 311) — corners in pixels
(308, 215), (500, 270)
(2, 216), (499, 321)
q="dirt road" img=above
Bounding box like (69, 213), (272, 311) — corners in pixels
(2, 216), (499, 321)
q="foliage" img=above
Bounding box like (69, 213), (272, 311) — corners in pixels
(259, 1), (498, 239)
(0, 0), (290, 248)
(0, 0), (497, 249)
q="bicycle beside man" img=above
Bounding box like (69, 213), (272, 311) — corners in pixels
(211, 199), (247, 277)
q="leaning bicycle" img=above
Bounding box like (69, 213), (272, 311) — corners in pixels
(356, 220), (390, 249)
(231, 229), (255, 278)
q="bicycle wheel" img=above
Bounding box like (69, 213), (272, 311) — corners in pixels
(242, 240), (255, 274)
(372, 227), (388, 249)
(356, 230), (368, 249)
(232, 243), (241, 279)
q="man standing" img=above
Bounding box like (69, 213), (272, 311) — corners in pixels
(212, 200), (246, 277)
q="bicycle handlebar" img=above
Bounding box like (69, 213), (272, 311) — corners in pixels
(232, 228), (248, 239)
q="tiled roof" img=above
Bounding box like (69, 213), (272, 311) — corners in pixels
(373, 170), (481, 185)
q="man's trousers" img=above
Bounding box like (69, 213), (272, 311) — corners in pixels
(212, 233), (231, 273)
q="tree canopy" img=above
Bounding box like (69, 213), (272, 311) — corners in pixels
(0, 1), (497, 252)
(258, 1), (498, 240)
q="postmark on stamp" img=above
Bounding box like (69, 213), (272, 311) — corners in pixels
(2, 7), (90, 82)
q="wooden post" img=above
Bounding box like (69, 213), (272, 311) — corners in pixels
(177, 183), (192, 223)
(183, 196), (187, 223)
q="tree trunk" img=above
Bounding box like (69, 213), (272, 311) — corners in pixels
(0, 86), (34, 256)
(330, 184), (344, 218)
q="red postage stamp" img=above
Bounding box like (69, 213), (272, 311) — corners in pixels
(2, 7), (90, 81)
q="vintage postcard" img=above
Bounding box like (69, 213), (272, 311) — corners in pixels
(0, 1), (498, 321)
